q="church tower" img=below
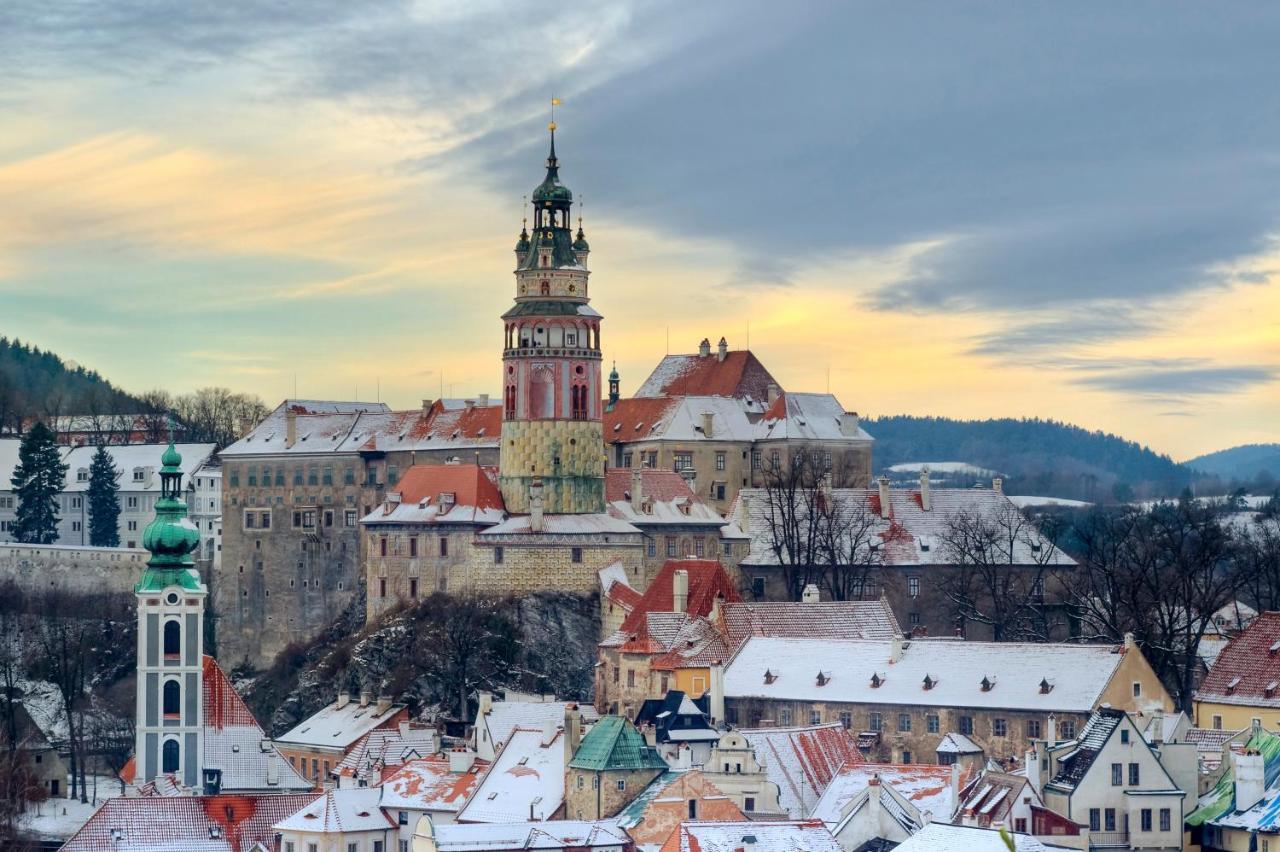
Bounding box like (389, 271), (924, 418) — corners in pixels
(499, 120), (605, 514)
(134, 442), (206, 789)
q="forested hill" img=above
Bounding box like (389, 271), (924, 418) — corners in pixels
(1186, 444), (1280, 483)
(0, 337), (142, 432)
(863, 415), (1191, 502)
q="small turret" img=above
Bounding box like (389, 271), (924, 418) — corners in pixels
(607, 362), (620, 411)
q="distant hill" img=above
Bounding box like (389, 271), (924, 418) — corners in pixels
(863, 415), (1191, 502)
(1186, 443), (1280, 483)
(0, 337), (143, 433)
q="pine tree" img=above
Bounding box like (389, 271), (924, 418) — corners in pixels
(10, 422), (67, 544)
(86, 444), (120, 547)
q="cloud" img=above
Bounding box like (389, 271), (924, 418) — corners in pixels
(967, 307), (1157, 357)
(1070, 363), (1276, 398)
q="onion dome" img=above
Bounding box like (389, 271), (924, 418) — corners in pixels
(139, 442), (200, 579)
(573, 224), (589, 252)
(532, 124), (573, 205)
(609, 363), (619, 383)
(516, 222), (531, 253)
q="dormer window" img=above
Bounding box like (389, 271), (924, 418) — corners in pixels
(1266, 681), (1278, 699)
(1226, 676), (1242, 695)
(133, 467), (145, 482)
(922, 674), (936, 691)
(919, 539), (930, 553)
(816, 672), (830, 687)
(1039, 678), (1054, 694)
(76, 468), (89, 482)
(1270, 640), (1280, 657)
(763, 669), (777, 685)
(870, 673), (883, 688)
(980, 676), (995, 692)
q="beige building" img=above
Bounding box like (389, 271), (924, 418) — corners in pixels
(564, 715), (667, 820)
(273, 690), (408, 785)
(273, 788), (396, 852)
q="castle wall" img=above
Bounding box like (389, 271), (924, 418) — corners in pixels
(0, 542), (147, 598)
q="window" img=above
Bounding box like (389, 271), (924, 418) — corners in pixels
(1026, 719), (1041, 738)
(1129, 763), (1140, 785)
(993, 718), (1007, 737)
(869, 712), (882, 731)
(229, 469), (240, 487)
(751, 449), (761, 470)
(380, 538), (388, 557)
(810, 710), (822, 725)
(571, 547), (583, 563)
(648, 540), (657, 558)
(1111, 763), (1122, 786)
(898, 713), (911, 732)
(163, 679), (181, 717)
(127, 496), (139, 509)
(1213, 714), (1223, 730)
(163, 620), (181, 658)
(1133, 681), (1141, 698)
(344, 468), (355, 485)
(307, 467), (318, 486)
(261, 511), (271, 529)
(1141, 809), (1152, 832)
(723, 541), (732, 557)
(1014, 818), (1027, 833)
(958, 716), (973, 735)
(902, 750), (912, 763)
(293, 510), (316, 529)
(379, 578), (387, 598)
(387, 465), (399, 485)
(409, 537), (418, 557)
(694, 538), (705, 557)
(1059, 720), (1075, 739)
(1088, 809), (1101, 832)
(927, 714), (940, 733)
(276, 469), (285, 486)
(494, 546), (504, 564)
(839, 711), (852, 729)
(666, 537), (677, 557)
(322, 467), (333, 485)
(1120, 729), (1129, 744)
(908, 576), (920, 598)
(127, 519), (138, 531)
(286, 844), (295, 852)
(162, 739), (180, 773)
(715, 452), (726, 471)
(1160, 808), (1171, 832)
(616, 779), (626, 791)
(908, 612), (921, 626)
(745, 796), (755, 812)
(714, 482), (726, 501)
(1104, 809), (1116, 832)
(71, 521), (81, 532)
(409, 578), (418, 598)
(779, 708), (793, 726)
(627, 670), (635, 687)
(674, 452), (693, 472)
(399, 810), (408, 825)
(752, 576), (765, 597)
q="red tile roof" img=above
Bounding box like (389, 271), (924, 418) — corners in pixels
(737, 724), (865, 817)
(204, 655), (259, 730)
(605, 468), (700, 503)
(719, 599), (902, 649)
(378, 755), (490, 812)
(394, 463), (505, 511)
(636, 350), (779, 400)
(602, 397), (679, 443)
(1196, 611), (1280, 706)
(61, 793), (321, 852)
(620, 560), (742, 636)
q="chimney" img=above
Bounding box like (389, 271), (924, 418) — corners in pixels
(465, 398), (475, 409)
(1235, 749), (1266, 812)
(541, 717), (558, 747)
(919, 468), (932, 512)
(1123, 632), (1136, 651)
(839, 411), (860, 437)
(564, 704), (582, 763)
(677, 743), (693, 769)
(709, 662), (726, 725)
(448, 747), (477, 774)
(630, 468), (643, 512)
(673, 569), (689, 614)
(359, 690), (372, 708)
(285, 410), (297, 449)
(529, 478), (544, 533)
(478, 393), (489, 408)
(766, 383), (781, 406)
(399, 721), (411, 738)
(889, 635), (904, 664)
(802, 584), (821, 604)
(1150, 709), (1164, 746)
(336, 691), (351, 710)
(717, 337), (728, 362)
(877, 476), (891, 519)
(477, 691), (493, 718)
(376, 694), (393, 715)
(701, 411), (715, 439)
(422, 398), (433, 415)
(1025, 743), (1045, 798)
(950, 762), (961, 805)
(698, 338), (711, 357)
(992, 477), (1003, 493)
(709, 592), (725, 625)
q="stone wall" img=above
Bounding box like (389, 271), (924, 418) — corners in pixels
(499, 419), (606, 513)
(565, 766), (665, 820)
(0, 542), (147, 598)
(465, 535), (644, 596)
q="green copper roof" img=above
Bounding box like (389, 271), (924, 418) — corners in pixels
(1187, 728), (1280, 826)
(516, 227), (582, 271)
(501, 300), (600, 320)
(532, 129), (573, 204)
(568, 716), (668, 771)
(134, 443), (203, 593)
(572, 225), (589, 252)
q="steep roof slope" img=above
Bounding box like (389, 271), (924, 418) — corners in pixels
(737, 723), (865, 817)
(568, 715), (667, 771)
(1196, 611), (1280, 707)
(636, 349), (778, 400)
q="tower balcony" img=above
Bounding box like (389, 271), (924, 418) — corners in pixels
(504, 347), (602, 360)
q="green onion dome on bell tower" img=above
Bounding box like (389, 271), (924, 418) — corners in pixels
(136, 442), (203, 592)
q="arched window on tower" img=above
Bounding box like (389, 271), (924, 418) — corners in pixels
(504, 386), (517, 420)
(162, 739), (180, 774)
(163, 620), (181, 660)
(163, 680), (181, 718)
(540, 280), (550, 296)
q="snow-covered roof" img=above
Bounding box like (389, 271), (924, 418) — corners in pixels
(810, 763), (970, 827)
(1007, 495), (1092, 509)
(433, 820), (631, 851)
(732, 486), (1074, 567)
(659, 820), (842, 852)
(335, 724), (439, 783)
(605, 468), (724, 527)
(201, 656), (312, 792)
(724, 637), (1130, 713)
(274, 695), (404, 750)
(457, 727), (566, 823)
(480, 513), (641, 536)
(360, 464), (506, 527)
(61, 793), (321, 852)
(936, 732), (983, 754)
(737, 723), (864, 818)
(892, 822), (1063, 852)
(273, 788), (395, 833)
(605, 393), (869, 446)
(61, 443), (217, 493)
(635, 349), (778, 400)
(479, 701), (599, 755)
(720, 599), (902, 647)
(378, 755), (488, 812)
(757, 393), (873, 442)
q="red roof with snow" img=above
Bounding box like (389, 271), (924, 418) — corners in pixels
(636, 350), (778, 400)
(605, 468), (701, 503)
(620, 560), (741, 636)
(602, 397), (679, 443)
(737, 724), (865, 817)
(395, 464), (505, 510)
(204, 655), (258, 730)
(1196, 611), (1280, 706)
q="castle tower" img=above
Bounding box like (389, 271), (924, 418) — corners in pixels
(499, 120), (605, 514)
(134, 442), (206, 789)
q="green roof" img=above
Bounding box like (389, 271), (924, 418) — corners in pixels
(568, 716), (668, 772)
(1186, 728), (1280, 826)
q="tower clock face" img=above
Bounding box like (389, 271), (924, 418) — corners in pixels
(568, 283), (576, 293)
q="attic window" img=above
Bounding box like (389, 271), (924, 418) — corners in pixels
(870, 673), (883, 689)
(980, 676), (995, 692)
(518, 757), (529, 766)
(1267, 682), (1279, 699)
(816, 672), (830, 687)
(763, 669), (777, 685)
(1030, 542), (1042, 553)
(922, 675), (936, 691)
(1039, 678), (1054, 694)
(1270, 640), (1280, 656)
(487, 792), (498, 800)
(1227, 676), (1242, 695)
(919, 539), (930, 553)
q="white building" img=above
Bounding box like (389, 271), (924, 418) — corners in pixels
(188, 460), (222, 569)
(274, 788), (396, 852)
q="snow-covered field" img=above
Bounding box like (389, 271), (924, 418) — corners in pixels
(1008, 495), (1092, 509)
(18, 777), (120, 841)
(886, 461), (1000, 476)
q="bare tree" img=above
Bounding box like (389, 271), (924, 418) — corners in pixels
(136, 389), (174, 444)
(814, 485), (884, 601)
(1239, 513), (1280, 612)
(413, 594), (518, 720)
(940, 501), (1061, 641)
(172, 387), (269, 450)
(29, 592), (91, 802)
(756, 450), (828, 600)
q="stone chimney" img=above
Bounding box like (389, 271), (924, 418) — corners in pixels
(950, 762), (961, 805)
(673, 569), (689, 614)
(717, 337), (728, 362)
(285, 410), (297, 449)
(422, 398), (433, 415)
(448, 747), (477, 774)
(336, 691), (350, 710)
(839, 411), (860, 437)
(376, 694), (393, 715)
(477, 691), (493, 718)
(1025, 743), (1045, 798)
(1236, 748), (1266, 812)
(529, 478), (544, 533)
(564, 704), (582, 763)
(766, 383), (781, 406)
(802, 584), (821, 604)
(630, 468), (644, 512)
(359, 690), (372, 708)
(709, 661), (726, 724)
(1150, 709), (1164, 746)
(889, 635), (904, 664)
(877, 476), (892, 519)
(478, 393), (489, 408)
(992, 477), (1003, 493)
(465, 398), (475, 409)
(541, 717), (558, 747)
(698, 338), (711, 357)
(701, 411), (715, 439)
(919, 468), (932, 512)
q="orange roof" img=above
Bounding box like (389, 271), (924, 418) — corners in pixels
(605, 468), (701, 503)
(623, 771), (746, 847)
(636, 350), (778, 399)
(394, 463), (505, 511)
(203, 655), (259, 730)
(603, 397), (678, 443)
(620, 560), (742, 635)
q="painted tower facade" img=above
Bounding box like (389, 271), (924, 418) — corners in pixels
(499, 123), (606, 514)
(134, 442), (206, 789)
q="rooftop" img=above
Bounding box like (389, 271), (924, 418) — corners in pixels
(719, 599), (902, 648)
(636, 348), (778, 400)
(604, 468), (724, 527)
(378, 755), (489, 813)
(892, 822), (1063, 852)
(568, 715), (667, 771)
(457, 727), (566, 823)
(1196, 611), (1280, 707)
(273, 787), (395, 834)
(480, 513), (641, 537)
(658, 819), (842, 852)
(810, 763), (972, 828)
(274, 694), (404, 751)
(433, 820), (631, 851)
(361, 463), (506, 527)
(737, 723), (864, 818)
(477, 700), (599, 758)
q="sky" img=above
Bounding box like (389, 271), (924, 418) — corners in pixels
(0, 2), (1277, 461)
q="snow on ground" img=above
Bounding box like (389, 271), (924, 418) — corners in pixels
(886, 461), (1000, 476)
(1008, 495), (1091, 509)
(18, 777), (120, 841)
(19, 678), (69, 745)
(1134, 494), (1274, 511)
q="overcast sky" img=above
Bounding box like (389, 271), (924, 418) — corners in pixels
(1, 1), (1276, 459)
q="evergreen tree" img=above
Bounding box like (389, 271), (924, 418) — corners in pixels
(86, 444), (120, 547)
(10, 422), (67, 544)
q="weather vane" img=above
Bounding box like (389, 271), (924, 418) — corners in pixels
(550, 96), (561, 131)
